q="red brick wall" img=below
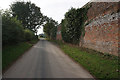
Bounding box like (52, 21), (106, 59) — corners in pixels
(80, 2), (120, 56)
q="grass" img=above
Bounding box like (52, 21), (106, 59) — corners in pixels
(28, 39), (39, 44)
(50, 40), (120, 80)
(2, 39), (39, 70)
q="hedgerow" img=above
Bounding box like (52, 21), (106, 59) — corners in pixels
(2, 10), (37, 45)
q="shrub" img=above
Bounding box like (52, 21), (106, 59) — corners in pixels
(24, 29), (35, 41)
(61, 7), (88, 45)
(50, 26), (57, 40)
(2, 11), (24, 45)
(43, 18), (58, 39)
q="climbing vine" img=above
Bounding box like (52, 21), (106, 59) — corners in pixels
(61, 6), (89, 44)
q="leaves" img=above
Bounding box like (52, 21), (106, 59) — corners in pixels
(2, 10), (37, 45)
(2, 11), (24, 45)
(11, 1), (44, 34)
(61, 7), (88, 44)
(43, 18), (58, 39)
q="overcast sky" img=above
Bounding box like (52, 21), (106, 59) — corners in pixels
(0, 0), (90, 34)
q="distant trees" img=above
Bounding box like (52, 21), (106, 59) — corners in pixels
(43, 18), (58, 40)
(11, 1), (44, 35)
(39, 34), (46, 38)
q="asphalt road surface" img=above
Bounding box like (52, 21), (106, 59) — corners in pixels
(3, 39), (94, 78)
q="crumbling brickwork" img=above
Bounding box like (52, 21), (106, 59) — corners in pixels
(81, 2), (120, 56)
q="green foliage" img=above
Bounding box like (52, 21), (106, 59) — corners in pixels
(50, 26), (57, 40)
(43, 22), (54, 37)
(24, 29), (34, 41)
(2, 10), (37, 45)
(43, 18), (58, 39)
(39, 34), (46, 38)
(2, 11), (24, 45)
(61, 7), (88, 44)
(52, 40), (119, 79)
(2, 40), (38, 70)
(61, 19), (70, 43)
(11, 1), (44, 34)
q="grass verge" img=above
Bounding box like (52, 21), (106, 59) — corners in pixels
(2, 39), (39, 70)
(50, 40), (120, 80)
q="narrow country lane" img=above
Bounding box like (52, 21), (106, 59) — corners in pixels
(3, 39), (94, 78)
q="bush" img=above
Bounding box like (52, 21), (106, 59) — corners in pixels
(24, 29), (35, 41)
(2, 10), (38, 45)
(43, 18), (58, 39)
(61, 7), (88, 44)
(2, 11), (24, 45)
(50, 26), (57, 40)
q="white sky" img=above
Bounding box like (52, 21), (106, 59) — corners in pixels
(0, 0), (91, 34)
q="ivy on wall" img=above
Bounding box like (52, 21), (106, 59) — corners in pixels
(61, 6), (89, 45)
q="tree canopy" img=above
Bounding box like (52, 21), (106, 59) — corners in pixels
(2, 9), (38, 45)
(11, 1), (44, 34)
(43, 18), (58, 39)
(61, 7), (88, 44)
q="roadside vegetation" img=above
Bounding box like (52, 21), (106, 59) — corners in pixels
(50, 40), (119, 79)
(2, 40), (38, 70)
(43, 18), (58, 40)
(44, 3), (120, 79)
(1, 1), (47, 70)
(2, 10), (39, 70)
(61, 7), (88, 44)
(1, 1), (58, 70)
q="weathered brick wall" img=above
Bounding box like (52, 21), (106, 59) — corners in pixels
(80, 2), (120, 56)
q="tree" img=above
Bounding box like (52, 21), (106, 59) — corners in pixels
(10, 1), (44, 35)
(43, 18), (58, 39)
(2, 10), (24, 45)
(61, 7), (88, 44)
(2, 9), (37, 45)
